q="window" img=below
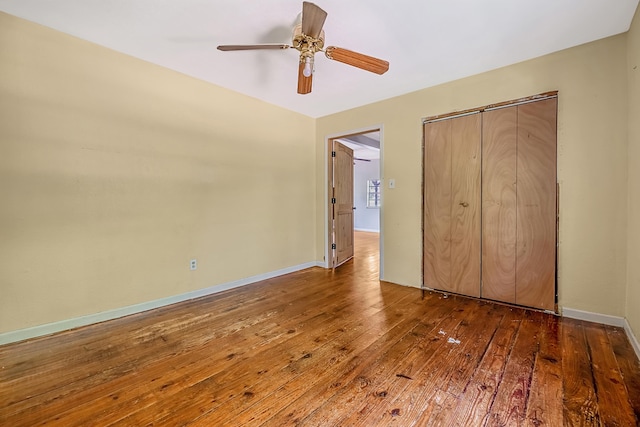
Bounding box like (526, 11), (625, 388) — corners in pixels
(366, 179), (381, 208)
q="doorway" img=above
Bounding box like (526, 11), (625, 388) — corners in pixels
(325, 127), (383, 277)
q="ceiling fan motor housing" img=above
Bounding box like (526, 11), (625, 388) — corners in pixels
(292, 23), (325, 60)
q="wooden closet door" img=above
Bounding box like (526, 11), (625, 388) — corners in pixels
(424, 119), (452, 291)
(424, 114), (481, 296)
(516, 98), (557, 310)
(450, 113), (481, 297)
(482, 106), (518, 304)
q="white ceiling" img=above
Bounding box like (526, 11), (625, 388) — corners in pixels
(339, 132), (380, 160)
(340, 141), (379, 161)
(1, 0), (638, 118)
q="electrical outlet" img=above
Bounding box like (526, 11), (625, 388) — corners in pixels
(190, 259), (197, 270)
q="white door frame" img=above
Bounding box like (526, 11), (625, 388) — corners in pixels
(324, 124), (384, 279)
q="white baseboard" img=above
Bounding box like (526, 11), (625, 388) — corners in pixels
(354, 228), (380, 233)
(0, 261), (322, 346)
(624, 319), (640, 361)
(562, 307), (640, 361)
(561, 307), (626, 327)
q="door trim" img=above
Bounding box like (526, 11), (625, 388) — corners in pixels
(324, 125), (384, 278)
(422, 91), (558, 124)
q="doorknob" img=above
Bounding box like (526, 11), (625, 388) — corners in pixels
(459, 201), (469, 208)
(352, 207), (357, 210)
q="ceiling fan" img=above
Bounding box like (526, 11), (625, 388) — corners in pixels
(217, 2), (389, 95)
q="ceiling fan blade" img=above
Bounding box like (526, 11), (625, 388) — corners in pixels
(297, 61), (313, 94)
(302, 2), (327, 39)
(217, 44), (290, 51)
(325, 46), (389, 75)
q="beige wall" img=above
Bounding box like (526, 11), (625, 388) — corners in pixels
(317, 35), (630, 317)
(626, 6), (640, 340)
(0, 13), (316, 334)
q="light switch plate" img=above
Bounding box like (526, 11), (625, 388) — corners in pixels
(388, 179), (395, 189)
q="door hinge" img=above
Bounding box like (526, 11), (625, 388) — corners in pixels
(332, 243), (336, 249)
(331, 198), (336, 204)
(331, 151), (336, 157)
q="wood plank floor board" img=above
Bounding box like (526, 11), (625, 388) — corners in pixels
(343, 297), (490, 426)
(427, 307), (523, 426)
(484, 309), (546, 426)
(288, 294), (475, 427)
(226, 300), (450, 424)
(583, 321), (638, 426)
(208, 293), (438, 426)
(210, 304), (433, 427)
(561, 318), (600, 426)
(1, 232), (639, 426)
(525, 311), (564, 425)
(346, 298), (491, 425)
(366, 300), (508, 426)
(607, 325), (640, 421)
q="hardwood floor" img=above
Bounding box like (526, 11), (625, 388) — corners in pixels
(1, 231), (639, 426)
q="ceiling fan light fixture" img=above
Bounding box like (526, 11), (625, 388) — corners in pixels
(303, 56), (314, 77)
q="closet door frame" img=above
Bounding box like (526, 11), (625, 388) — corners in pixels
(422, 91), (559, 312)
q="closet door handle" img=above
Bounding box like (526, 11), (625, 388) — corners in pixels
(459, 201), (469, 208)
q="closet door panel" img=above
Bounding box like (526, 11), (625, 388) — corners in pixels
(482, 107), (518, 304)
(424, 120), (452, 291)
(450, 114), (481, 297)
(516, 98), (557, 310)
